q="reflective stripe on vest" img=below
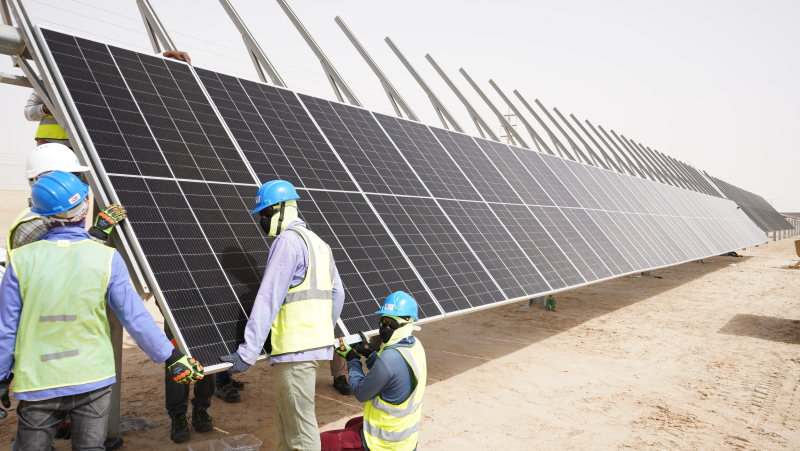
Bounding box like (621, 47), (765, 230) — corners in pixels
(11, 239), (116, 393)
(363, 341), (427, 451)
(35, 115), (69, 141)
(269, 225), (335, 356)
(6, 208), (40, 254)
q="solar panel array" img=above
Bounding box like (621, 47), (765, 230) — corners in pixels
(707, 175), (792, 232)
(41, 29), (767, 368)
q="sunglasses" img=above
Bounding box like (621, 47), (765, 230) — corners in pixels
(379, 316), (405, 330)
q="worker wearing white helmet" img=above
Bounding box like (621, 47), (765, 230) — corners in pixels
(6, 143), (127, 256)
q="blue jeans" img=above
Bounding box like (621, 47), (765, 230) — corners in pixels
(13, 385), (111, 451)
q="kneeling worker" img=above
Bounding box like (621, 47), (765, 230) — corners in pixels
(0, 171), (204, 450)
(220, 180), (344, 451)
(321, 291), (427, 451)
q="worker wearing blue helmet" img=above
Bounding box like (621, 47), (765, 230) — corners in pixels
(0, 171), (203, 451)
(321, 291), (428, 451)
(220, 180), (345, 451)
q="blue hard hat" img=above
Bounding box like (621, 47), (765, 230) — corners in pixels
(376, 291), (419, 321)
(250, 180), (300, 214)
(30, 170), (89, 216)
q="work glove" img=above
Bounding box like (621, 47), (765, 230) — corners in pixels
(165, 349), (204, 384)
(89, 204), (127, 241)
(336, 337), (360, 361)
(351, 332), (375, 359)
(0, 373), (12, 419)
(220, 352), (251, 374)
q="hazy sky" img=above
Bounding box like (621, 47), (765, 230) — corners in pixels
(0, 0), (797, 211)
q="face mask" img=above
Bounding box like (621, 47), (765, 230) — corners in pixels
(379, 327), (394, 344)
(259, 200), (299, 236)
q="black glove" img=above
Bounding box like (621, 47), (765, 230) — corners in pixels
(0, 373), (13, 419)
(352, 332), (375, 359)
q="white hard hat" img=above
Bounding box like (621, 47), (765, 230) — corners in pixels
(26, 143), (90, 179)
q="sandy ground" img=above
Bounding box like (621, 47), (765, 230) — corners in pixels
(0, 234), (798, 450)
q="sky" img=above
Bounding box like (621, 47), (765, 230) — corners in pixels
(0, 0), (797, 211)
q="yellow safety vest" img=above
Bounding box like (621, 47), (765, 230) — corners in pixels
(269, 225), (335, 356)
(363, 340), (427, 451)
(6, 208), (41, 254)
(35, 114), (69, 142)
(10, 238), (116, 393)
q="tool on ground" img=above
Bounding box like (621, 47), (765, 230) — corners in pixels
(544, 295), (556, 311)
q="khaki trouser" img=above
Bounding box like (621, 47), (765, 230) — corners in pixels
(329, 335), (383, 377)
(274, 360), (326, 451)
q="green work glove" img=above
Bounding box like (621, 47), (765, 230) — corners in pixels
(0, 373), (12, 419)
(336, 337), (359, 361)
(165, 349), (204, 384)
(94, 204), (127, 234)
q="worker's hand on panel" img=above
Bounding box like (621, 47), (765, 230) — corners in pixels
(219, 351), (251, 374)
(166, 349), (204, 384)
(0, 373), (13, 419)
(336, 337), (360, 361)
(352, 331), (374, 359)
(41, 104), (50, 115)
(163, 50), (192, 65)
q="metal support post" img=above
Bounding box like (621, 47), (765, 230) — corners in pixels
(275, 0), (361, 106)
(218, 0), (285, 86)
(135, 0), (176, 53)
(645, 146), (690, 189)
(488, 79), (554, 155)
(459, 68), (528, 147)
(613, 131), (657, 182)
(691, 164), (727, 197)
(597, 125), (643, 178)
(670, 156), (705, 192)
(1, 0), (11, 25)
(630, 140), (672, 185)
(584, 119), (632, 175)
(622, 135), (664, 183)
(569, 114), (621, 172)
(426, 54), (499, 140)
(513, 90), (576, 161)
(385, 37), (463, 132)
(535, 99), (593, 164)
(552, 108), (607, 168)
(336, 17), (416, 120)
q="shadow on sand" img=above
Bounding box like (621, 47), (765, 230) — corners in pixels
(717, 314), (800, 344)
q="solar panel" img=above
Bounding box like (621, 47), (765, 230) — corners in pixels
(39, 28), (769, 370)
(708, 175), (792, 231)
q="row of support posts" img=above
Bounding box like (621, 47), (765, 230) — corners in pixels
(768, 220), (799, 241)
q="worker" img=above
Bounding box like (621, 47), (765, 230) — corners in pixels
(24, 50), (192, 147)
(321, 292), (427, 451)
(219, 180), (344, 451)
(5, 143), (127, 451)
(0, 171), (204, 451)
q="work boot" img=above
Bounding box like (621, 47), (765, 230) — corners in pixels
(192, 409), (213, 433)
(215, 380), (241, 403)
(104, 436), (124, 451)
(229, 375), (245, 390)
(170, 413), (190, 444)
(333, 375), (351, 396)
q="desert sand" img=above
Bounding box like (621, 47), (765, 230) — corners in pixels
(1, 237), (798, 450)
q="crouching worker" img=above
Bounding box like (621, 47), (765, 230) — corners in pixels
(0, 171), (204, 451)
(321, 291), (427, 451)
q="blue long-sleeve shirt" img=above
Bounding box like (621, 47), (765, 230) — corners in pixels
(237, 219), (345, 366)
(0, 226), (174, 400)
(348, 336), (416, 404)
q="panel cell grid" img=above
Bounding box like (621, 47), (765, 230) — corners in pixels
(511, 148), (580, 208)
(300, 95), (427, 197)
(368, 194), (504, 312)
(474, 140), (555, 206)
(374, 113), (481, 201)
